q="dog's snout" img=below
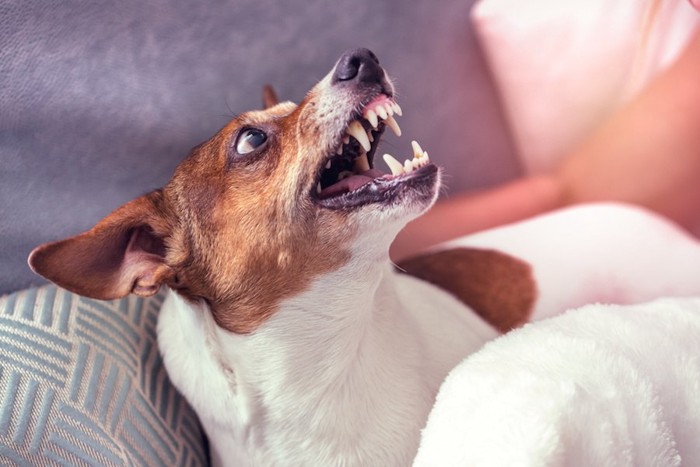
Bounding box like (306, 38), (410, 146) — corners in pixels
(332, 48), (384, 85)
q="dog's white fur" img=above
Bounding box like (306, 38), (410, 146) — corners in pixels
(157, 203), (700, 466)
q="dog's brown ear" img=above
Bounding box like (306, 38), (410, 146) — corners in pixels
(28, 190), (175, 300)
(262, 84), (279, 109)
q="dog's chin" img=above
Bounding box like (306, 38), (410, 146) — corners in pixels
(343, 165), (441, 237)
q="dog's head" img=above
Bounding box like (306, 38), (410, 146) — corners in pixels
(29, 49), (440, 333)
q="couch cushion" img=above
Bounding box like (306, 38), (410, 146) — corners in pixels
(0, 286), (207, 465)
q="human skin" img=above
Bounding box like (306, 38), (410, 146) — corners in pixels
(391, 28), (700, 261)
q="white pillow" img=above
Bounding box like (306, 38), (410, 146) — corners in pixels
(471, 0), (699, 174)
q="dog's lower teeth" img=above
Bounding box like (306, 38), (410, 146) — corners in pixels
(382, 140), (430, 177)
(355, 153), (370, 172)
(317, 183), (322, 194)
(383, 153), (404, 176)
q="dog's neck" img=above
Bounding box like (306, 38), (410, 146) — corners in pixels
(158, 233), (437, 466)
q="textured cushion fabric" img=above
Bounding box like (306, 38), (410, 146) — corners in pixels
(1, 0), (519, 295)
(0, 286), (207, 466)
(472, 0), (700, 174)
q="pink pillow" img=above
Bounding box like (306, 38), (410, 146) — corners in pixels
(472, 0), (699, 174)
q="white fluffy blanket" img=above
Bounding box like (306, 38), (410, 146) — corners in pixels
(414, 298), (700, 466)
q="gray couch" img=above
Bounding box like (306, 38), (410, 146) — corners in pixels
(1, 0), (519, 463)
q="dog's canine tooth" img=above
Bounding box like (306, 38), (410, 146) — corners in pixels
(411, 140), (424, 159)
(392, 102), (403, 116)
(365, 109), (379, 129)
(376, 105), (388, 120)
(385, 115), (402, 137)
(383, 153), (404, 176)
(355, 153), (370, 172)
(347, 121), (371, 152)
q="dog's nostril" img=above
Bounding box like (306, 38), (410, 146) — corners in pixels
(336, 56), (362, 81)
(332, 48), (383, 84)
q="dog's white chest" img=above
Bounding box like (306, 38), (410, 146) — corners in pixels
(157, 264), (497, 466)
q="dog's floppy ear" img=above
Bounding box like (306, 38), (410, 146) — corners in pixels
(262, 84), (279, 109)
(28, 190), (175, 300)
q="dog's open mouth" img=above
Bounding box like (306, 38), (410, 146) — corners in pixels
(312, 94), (435, 209)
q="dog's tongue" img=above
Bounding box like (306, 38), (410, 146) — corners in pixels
(320, 169), (383, 198)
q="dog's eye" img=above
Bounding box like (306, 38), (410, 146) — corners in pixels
(235, 128), (267, 155)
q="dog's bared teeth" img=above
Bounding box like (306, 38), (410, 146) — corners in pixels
(375, 105), (388, 120)
(411, 140), (424, 159)
(383, 153), (404, 176)
(367, 131), (374, 143)
(354, 152), (370, 172)
(381, 141), (430, 178)
(383, 103), (394, 117)
(365, 109), (379, 129)
(316, 183), (322, 194)
(347, 121), (371, 152)
(385, 115), (402, 137)
(326, 160), (333, 169)
(392, 102), (403, 116)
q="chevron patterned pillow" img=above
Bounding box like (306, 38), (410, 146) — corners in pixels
(0, 285), (208, 466)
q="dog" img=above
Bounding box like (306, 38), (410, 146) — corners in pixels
(29, 48), (700, 466)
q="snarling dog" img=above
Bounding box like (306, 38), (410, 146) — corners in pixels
(29, 49), (700, 466)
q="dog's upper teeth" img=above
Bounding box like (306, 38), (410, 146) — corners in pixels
(347, 121), (371, 152)
(385, 115), (402, 137)
(362, 99), (402, 136)
(366, 110), (379, 129)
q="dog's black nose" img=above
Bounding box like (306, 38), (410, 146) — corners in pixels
(332, 48), (384, 85)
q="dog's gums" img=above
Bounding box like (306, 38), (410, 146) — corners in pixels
(313, 93), (434, 208)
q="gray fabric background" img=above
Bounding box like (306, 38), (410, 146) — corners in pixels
(1, 0), (519, 294)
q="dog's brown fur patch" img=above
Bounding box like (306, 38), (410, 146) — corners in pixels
(156, 101), (356, 334)
(30, 99), (357, 334)
(399, 248), (537, 333)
